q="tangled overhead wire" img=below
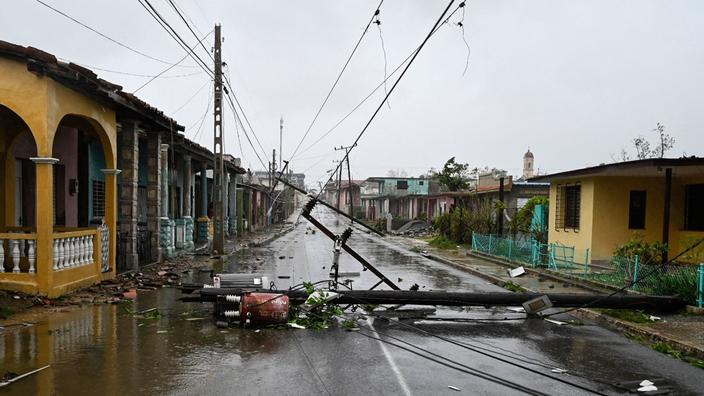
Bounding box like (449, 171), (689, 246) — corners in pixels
(374, 10), (391, 109)
(457, 1), (470, 76)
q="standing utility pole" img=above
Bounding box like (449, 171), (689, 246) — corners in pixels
(335, 145), (356, 220)
(212, 24), (225, 254)
(279, 116), (283, 171)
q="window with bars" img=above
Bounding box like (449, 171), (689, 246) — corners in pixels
(628, 190), (647, 230)
(684, 184), (704, 231)
(555, 183), (580, 230)
(92, 179), (105, 218)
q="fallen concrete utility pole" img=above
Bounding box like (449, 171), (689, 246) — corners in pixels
(275, 176), (384, 236)
(182, 288), (686, 311)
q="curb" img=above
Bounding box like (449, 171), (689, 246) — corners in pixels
(404, 240), (704, 360)
(467, 250), (623, 294)
(572, 308), (704, 360)
(422, 254), (511, 288)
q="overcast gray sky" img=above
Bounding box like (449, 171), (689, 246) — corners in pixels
(3, 1), (703, 187)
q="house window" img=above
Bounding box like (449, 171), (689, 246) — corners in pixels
(419, 180), (424, 186)
(556, 184), (580, 230)
(397, 180), (408, 189)
(92, 180), (105, 218)
(628, 191), (646, 229)
(684, 184), (704, 231)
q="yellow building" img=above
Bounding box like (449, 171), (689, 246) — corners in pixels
(533, 158), (704, 264)
(0, 41), (179, 297)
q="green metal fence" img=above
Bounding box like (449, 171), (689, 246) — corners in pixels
(471, 233), (589, 272)
(585, 256), (703, 306)
(471, 233), (704, 306)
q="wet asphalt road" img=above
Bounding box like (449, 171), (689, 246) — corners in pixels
(2, 206), (704, 395)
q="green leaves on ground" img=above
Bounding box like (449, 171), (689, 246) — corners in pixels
(288, 287), (343, 330)
(502, 281), (524, 293)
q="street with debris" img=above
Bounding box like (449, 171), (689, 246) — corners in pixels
(2, 208), (703, 395)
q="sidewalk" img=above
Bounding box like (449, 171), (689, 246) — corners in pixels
(389, 235), (704, 361)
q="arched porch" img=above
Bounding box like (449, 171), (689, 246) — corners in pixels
(0, 103), (118, 297)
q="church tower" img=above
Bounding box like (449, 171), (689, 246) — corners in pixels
(523, 149), (534, 179)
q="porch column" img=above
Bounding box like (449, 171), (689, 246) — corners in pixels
(197, 164), (209, 243)
(146, 133), (162, 262)
(117, 120), (139, 271)
(662, 168), (672, 263)
(31, 157), (58, 295)
(182, 155), (194, 250)
(159, 144), (174, 258)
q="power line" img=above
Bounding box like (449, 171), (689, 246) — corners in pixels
(294, 4), (463, 159)
(34, 0), (197, 68)
(137, 0), (214, 77)
(311, 1), (458, 205)
(224, 93), (268, 170)
(223, 75), (270, 164)
(166, 0), (213, 62)
(57, 59), (203, 78)
(170, 80), (210, 115)
(160, 0), (270, 168)
(286, 0), (385, 167)
(132, 29), (213, 93)
(543, 236), (704, 318)
(354, 327), (550, 396)
(191, 85), (213, 142)
(168, 0), (204, 36)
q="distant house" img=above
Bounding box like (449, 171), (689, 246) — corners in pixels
(360, 177), (431, 220)
(473, 171), (549, 216)
(531, 158), (704, 263)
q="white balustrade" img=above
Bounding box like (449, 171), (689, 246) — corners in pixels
(58, 238), (65, 269)
(52, 233), (96, 271)
(27, 240), (35, 274)
(0, 235), (38, 274)
(11, 240), (20, 273)
(0, 239), (4, 273)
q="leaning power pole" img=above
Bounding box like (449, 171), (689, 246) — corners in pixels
(212, 24), (225, 254)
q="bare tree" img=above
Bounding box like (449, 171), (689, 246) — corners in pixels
(631, 122), (675, 160)
(652, 122), (675, 158)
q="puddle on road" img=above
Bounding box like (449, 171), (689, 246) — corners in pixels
(0, 279), (290, 395)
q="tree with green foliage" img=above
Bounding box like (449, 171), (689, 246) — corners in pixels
(435, 157), (469, 191)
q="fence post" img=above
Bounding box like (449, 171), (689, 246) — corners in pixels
(632, 255), (640, 291)
(583, 248), (590, 276)
(698, 263), (703, 308)
(488, 234), (493, 255)
(508, 238), (513, 261)
(471, 234), (476, 251)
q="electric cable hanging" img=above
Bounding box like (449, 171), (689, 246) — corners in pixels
(34, 0), (198, 68)
(457, 2), (470, 76)
(374, 11), (391, 109)
(311, 0), (458, 205)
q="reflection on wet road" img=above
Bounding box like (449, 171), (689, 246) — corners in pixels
(2, 206), (704, 395)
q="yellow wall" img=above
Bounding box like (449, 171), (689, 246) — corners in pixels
(548, 179), (595, 257)
(0, 56), (118, 296)
(549, 173), (704, 263)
